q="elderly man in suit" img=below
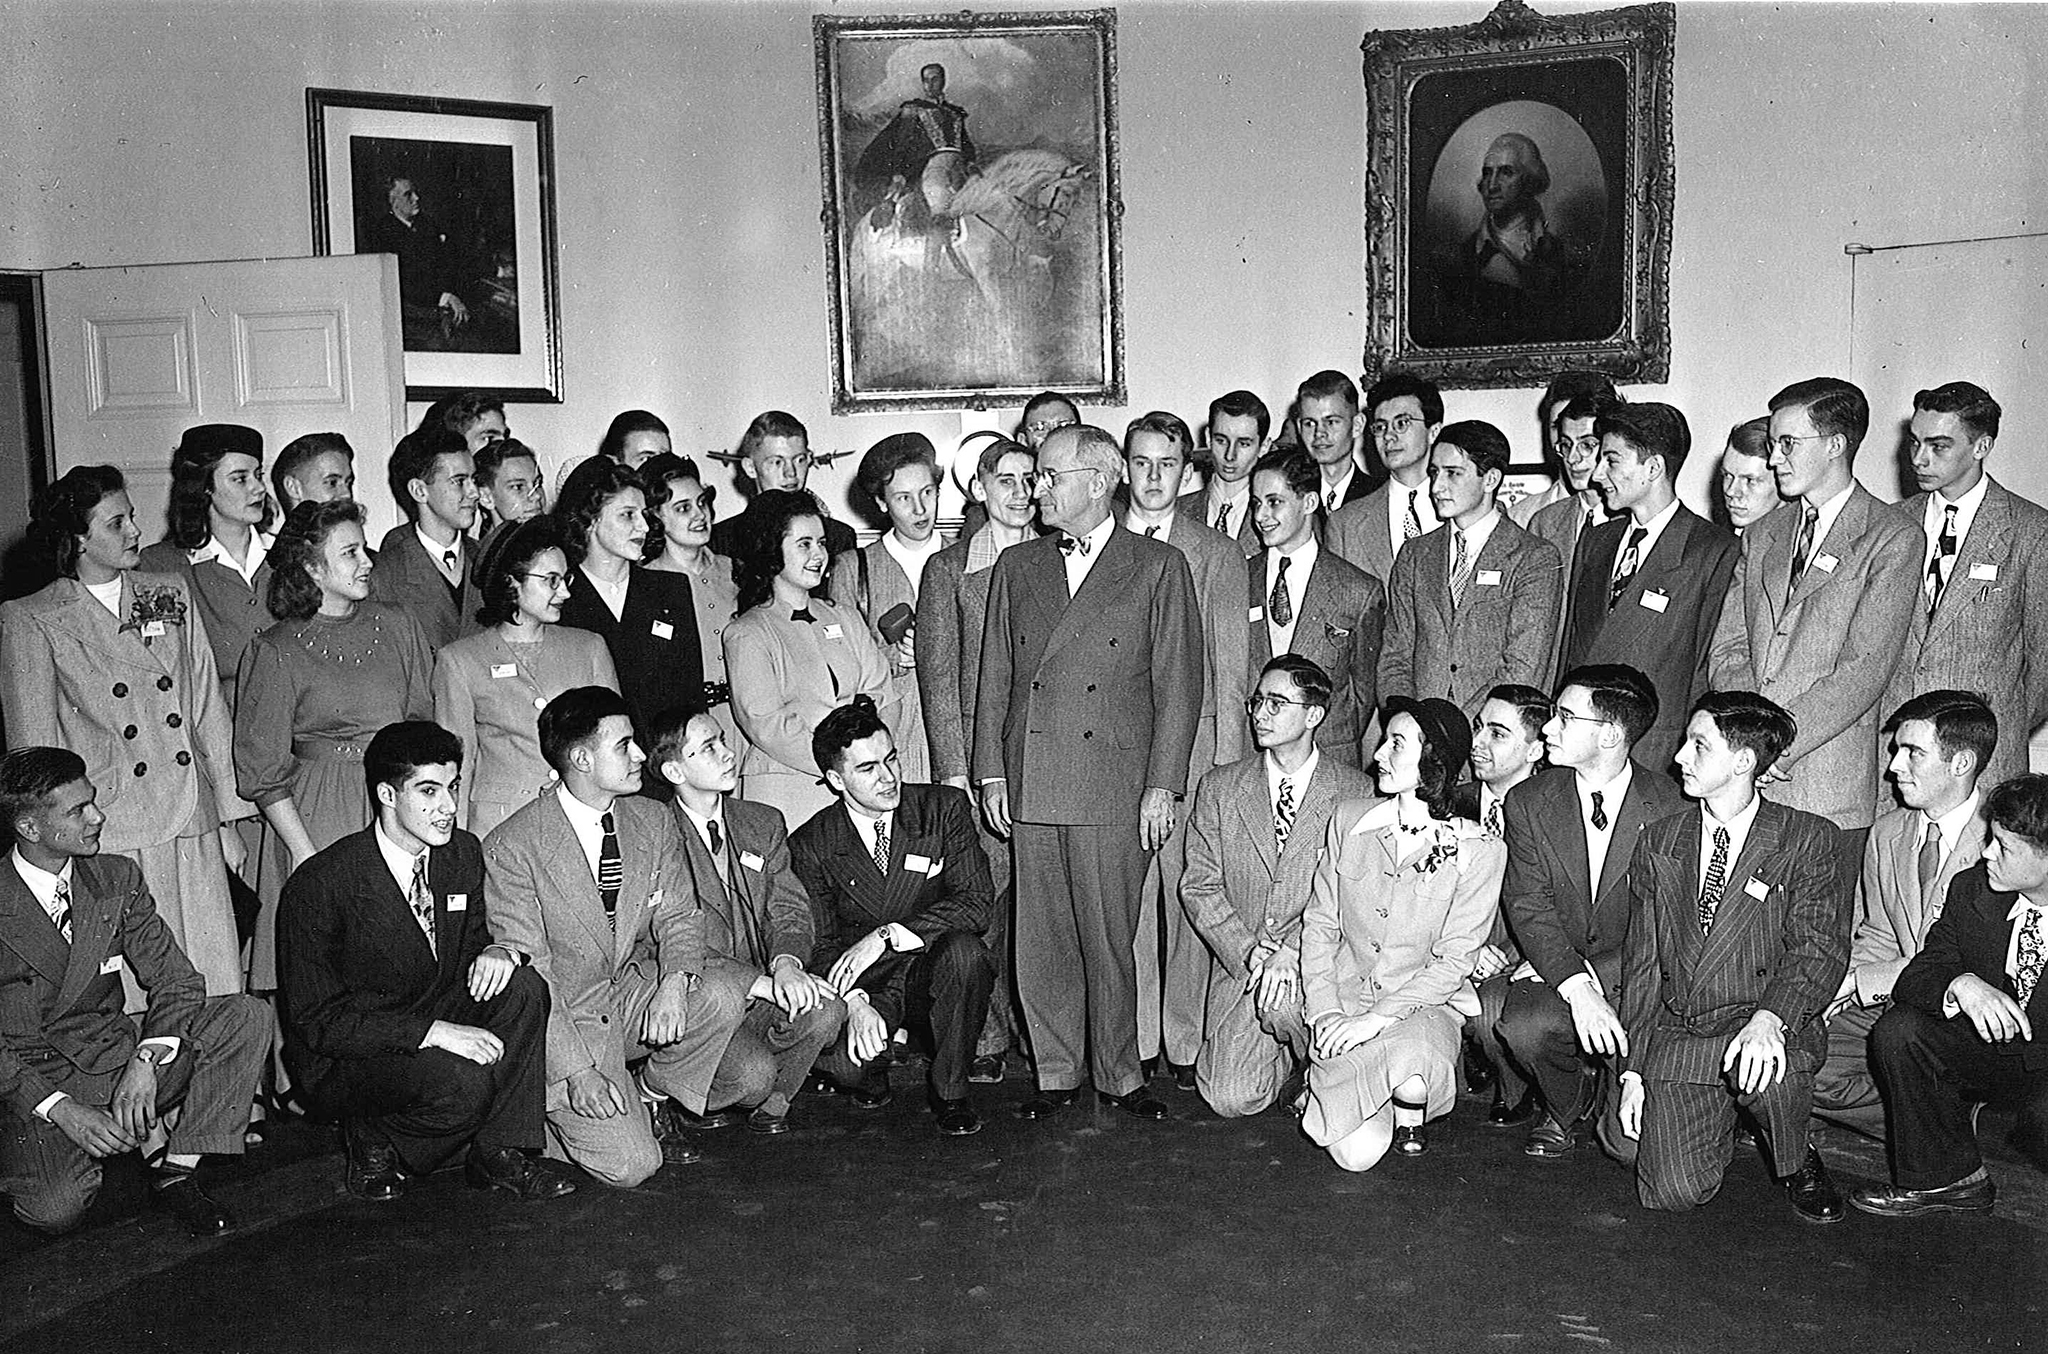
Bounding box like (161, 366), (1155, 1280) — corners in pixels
(1327, 370), (1444, 586)
(373, 425), (483, 654)
(1123, 412), (1252, 1087)
(1616, 692), (1852, 1221)
(1497, 665), (1684, 1157)
(649, 706), (843, 1135)
(485, 688), (746, 1187)
(278, 721), (570, 1202)
(1816, 691), (1993, 1139)
(1852, 773), (2048, 1217)
(794, 699), (996, 1136)
(975, 423), (1202, 1121)
(1182, 656), (1375, 1117)
(1380, 420), (1563, 717)
(1884, 381), (2048, 789)
(0, 748), (268, 1236)
(1560, 403), (1740, 769)
(1178, 389), (1270, 556)
(1246, 449), (1384, 769)
(1707, 377), (1922, 863)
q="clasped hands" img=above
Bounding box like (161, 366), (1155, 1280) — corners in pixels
(53, 1052), (162, 1158)
(1617, 1009), (1788, 1143)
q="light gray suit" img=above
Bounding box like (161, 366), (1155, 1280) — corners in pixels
(1379, 514), (1564, 717)
(1706, 488), (1922, 830)
(1326, 481), (1415, 587)
(1884, 478), (2048, 788)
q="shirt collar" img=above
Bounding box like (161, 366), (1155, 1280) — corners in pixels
(1930, 472), (1990, 518)
(555, 784), (610, 835)
(843, 800), (894, 846)
(1208, 479), (1250, 509)
(373, 820), (429, 895)
(1926, 792), (1981, 849)
(416, 523), (463, 568)
(2006, 894), (2044, 922)
(1454, 507), (1503, 557)
(676, 798), (725, 834)
(1703, 789), (1763, 835)
(1275, 533), (1320, 569)
(1265, 747), (1320, 800)
(188, 532), (273, 581)
(1125, 513), (1174, 544)
(1078, 515), (1117, 553)
(9, 847), (72, 911)
(1805, 481), (1856, 549)
(1576, 762), (1633, 817)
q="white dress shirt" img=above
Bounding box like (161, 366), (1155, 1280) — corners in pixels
(416, 523), (465, 587)
(1448, 508), (1504, 592)
(555, 785), (612, 884)
(1321, 463), (1358, 514)
(1802, 481), (1857, 559)
(1921, 472), (1990, 582)
(1264, 747), (1321, 829)
(1921, 791), (1982, 904)
(1386, 478), (1440, 547)
(1576, 762), (1634, 900)
(1263, 535), (1320, 655)
(1060, 515), (1117, 596)
(189, 532), (274, 586)
(1613, 497), (1681, 587)
(1206, 481), (1251, 535)
(881, 530), (946, 600)
(1695, 790), (1763, 898)
(677, 800), (730, 884)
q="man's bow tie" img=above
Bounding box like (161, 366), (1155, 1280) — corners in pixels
(791, 608), (817, 624)
(1058, 535), (1091, 557)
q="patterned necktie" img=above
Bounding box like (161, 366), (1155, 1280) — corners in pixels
(1926, 504), (1958, 620)
(1449, 529), (1473, 607)
(409, 854), (437, 958)
(598, 811), (622, 931)
(1485, 799), (1503, 840)
(1274, 777), (1296, 849)
(1403, 489), (1424, 541)
(872, 819), (890, 875)
(2015, 907), (2046, 1010)
(1214, 502), (1231, 535)
(1698, 825), (1731, 933)
(1916, 819), (1943, 910)
(50, 878), (73, 944)
(1609, 524), (1649, 610)
(1270, 556), (1294, 629)
(1787, 505), (1820, 596)
(1589, 789), (1608, 832)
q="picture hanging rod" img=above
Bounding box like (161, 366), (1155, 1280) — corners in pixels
(1844, 229), (2048, 256)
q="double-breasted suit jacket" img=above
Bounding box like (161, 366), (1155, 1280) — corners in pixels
(557, 566), (704, 745)
(1379, 515), (1564, 718)
(1176, 490), (1263, 557)
(1245, 548), (1384, 766)
(1617, 798), (1851, 1089)
(1847, 804), (1987, 1009)
(1885, 478), (2048, 788)
(1560, 509), (1740, 769)
(484, 792), (730, 1111)
(373, 523), (481, 654)
(674, 797), (815, 982)
(1706, 489), (1922, 828)
(972, 528), (1203, 823)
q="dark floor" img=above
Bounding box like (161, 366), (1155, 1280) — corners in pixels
(7, 1065), (2044, 1353)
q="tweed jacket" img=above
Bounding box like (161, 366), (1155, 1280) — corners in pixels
(1245, 546), (1385, 765)
(1379, 514), (1564, 717)
(1176, 488), (1263, 557)
(1148, 515), (1252, 773)
(1893, 862), (2048, 1072)
(372, 522), (481, 654)
(1847, 802), (1986, 1008)
(1325, 481), (1413, 588)
(915, 534), (997, 784)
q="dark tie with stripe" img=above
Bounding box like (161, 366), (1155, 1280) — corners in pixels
(598, 811), (622, 932)
(1787, 505), (1819, 595)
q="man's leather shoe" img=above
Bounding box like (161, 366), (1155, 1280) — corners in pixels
(1100, 1088), (1169, 1120)
(650, 1104), (704, 1165)
(465, 1144), (578, 1201)
(746, 1107), (792, 1136)
(803, 1072), (842, 1096)
(930, 1094), (982, 1137)
(1488, 1090), (1536, 1127)
(1391, 1124), (1427, 1156)
(967, 1053), (1007, 1084)
(1462, 1044), (1497, 1093)
(849, 1079), (894, 1110)
(675, 1106), (748, 1130)
(1524, 1113), (1583, 1158)
(1140, 1056), (1161, 1080)
(344, 1120), (403, 1202)
(1851, 1175), (1996, 1218)
(1783, 1147), (1845, 1225)
(1017, 1087), (1082, 1120)
(1168, 1061), (1197, 1092)
(152, 1172), (235, 1236)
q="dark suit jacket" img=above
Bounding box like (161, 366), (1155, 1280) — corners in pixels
(373, 523), (481, 654)
(972, 526), (1203, 823)
(673, 796), (814, 977)
(557, 566), (705, 741)
(1894, 863), (2048, 1072)
(1380, 514), (1564, 716)
(1501, 764), (1685, 993)
(1245, 547), (1384, 765)
(1560, 507), (1740, 768)
(1618, 798), (1850, 1085)
(0, 854), (205, 1122)
(791, 784), (992, 1025)
(276, 827), (496, 1106)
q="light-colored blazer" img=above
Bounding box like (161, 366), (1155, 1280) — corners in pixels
(1154, 516), (1252, 773)
(1884, 478), (2048, 787)
(1299, 799), (1503, 1025)
(915, 535), (996, 784)
(1506, 479), (1570, 529)
(1325, 482), (1402, 587)
(1378, 514), (1563, 717)
(484, 791), (722, 1111)
(1175, 489), (1262, 557)
(1180, 753), (1376, 980)
(1847, 802), (1986, 1008)
(1706, 487), (1922, 828)
(724, 598), (894, 825)
(0, 574), (243, 852)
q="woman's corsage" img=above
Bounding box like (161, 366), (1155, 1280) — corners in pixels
(1415, 822), (1464, 876)
(120, 585), (188, 645)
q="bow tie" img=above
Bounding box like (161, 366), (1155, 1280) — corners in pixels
(791, 608), (817, 624)
(1058, 534), (1092, 557)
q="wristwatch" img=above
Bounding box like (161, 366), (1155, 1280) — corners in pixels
(131, 1045), (163, 1067)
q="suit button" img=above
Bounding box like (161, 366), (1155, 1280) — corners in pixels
(1449, 662), (1460, 673)
(1031, 681), (1041, 691)
(112, 683), (128, 698)
(123, 725), (138, 740)
(1756, 967), (1768, 977)
(176, 751), (192, 766)
(599, 1014), (609, 1025)
(1083, 731), (1093, 740)
(1108, 638), (1118, 647)
(157, 676), (173, 692)
(1086, 684), (1096, 693)
(1376, 908), (1388, 917)
(167, 713), (182, 729)
(133, 763), (147, 777)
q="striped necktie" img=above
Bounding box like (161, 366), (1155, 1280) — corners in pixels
(1787, 505), (1819, 595)
(1448, 529), (1473, 607)
(1698, 826), (1730, 933)
(598, 812), (623, 931)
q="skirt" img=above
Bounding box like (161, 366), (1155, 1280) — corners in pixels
(1302, 1004), (1462, 1146)
(247, 746), (374, 990)
(125, 829), (242, 1003)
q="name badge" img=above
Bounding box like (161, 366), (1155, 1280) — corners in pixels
(823, 623), (844, 639)
(1970, 562), (1998, 581)
(905, 853), (934, 875)
(99, 954), (124, 975)
(142, 622), (166, 638)
(490, 663), (516, 679)
(1476, 570), (1502, 586)
(739, 850), (765, 872)
(1248, 605), (1265, 623)
(1743, 878), (1770, 901)
(1813, 554), (1838, 574)
(650, 621), (675, 641)
(446, 893), (468, 912)
(1639, 590), (1670, 613)
(647, 889), (664, 911)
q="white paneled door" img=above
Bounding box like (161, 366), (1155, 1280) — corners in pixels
(41, 254), (407, 541)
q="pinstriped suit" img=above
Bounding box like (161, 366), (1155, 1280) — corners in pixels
(1884, 478), (2048, 789)
(1617, 797), (1851, 1210)
(1180, 752), (1375, 1116)
(1379, 514), (1564, 718)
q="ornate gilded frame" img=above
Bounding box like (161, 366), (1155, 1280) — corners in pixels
(1362, 1), (1674, 388)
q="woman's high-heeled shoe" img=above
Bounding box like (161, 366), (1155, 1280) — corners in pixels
(1391, 1123), (1428, 1156)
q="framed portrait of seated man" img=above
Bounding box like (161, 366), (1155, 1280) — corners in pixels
(1362, 0), (1675, 389)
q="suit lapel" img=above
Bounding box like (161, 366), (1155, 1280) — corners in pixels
(1293, 556), (1343, 657)
(1234, 761), (1279, 873)
(1787, 491), (1871, 612)
(540, 795), (615, 958)
(1281, 761), (1343, 875)
(40, 579), (166, 675)
(1247, 555), (1274, 667)
(1042, 530), (1137, 666)
(52, 866), (118, 1014)
(1928, 483), (2011, 640)
(1698, 801), (1783, 974)
(1594, 772), (1658, 908)
(1755, 506), (1796, 626)
(0, 863), (70, 987)
(1548, 775), (1595, 915)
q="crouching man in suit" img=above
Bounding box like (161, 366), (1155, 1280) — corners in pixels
(1616, 693), (1851, 1222)
(651, 705), (844, 1135)
(1853, 773), (2048, 1218)
(278, 721), (570, 1202)
(794, 698), (996, 1136)
(486, 688), (747, 1187)
(0, 748), (269, 1236)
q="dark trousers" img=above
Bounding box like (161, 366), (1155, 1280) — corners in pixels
(1496, 978), (1606, 1124)
(318, 966), (548, 1175)
(1870, 1003), (2048, 1189)
(1, 994), (270, 1234)
(1471, 974), (1527, 1108)
(1632, 1070), (1814, 1212)
(821, 930), (995, 1101)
